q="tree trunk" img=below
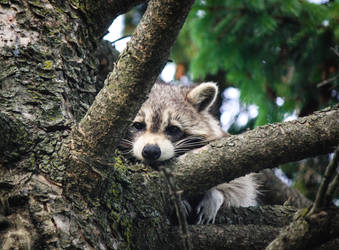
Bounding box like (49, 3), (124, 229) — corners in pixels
(1, 1), (338, 250)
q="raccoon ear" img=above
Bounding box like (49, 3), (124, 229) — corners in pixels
(187, 82), (218, 112)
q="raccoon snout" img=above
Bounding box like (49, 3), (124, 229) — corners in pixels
(142, 144), (161, 161)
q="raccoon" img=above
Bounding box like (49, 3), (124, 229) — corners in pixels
(121, 82), (259, 224)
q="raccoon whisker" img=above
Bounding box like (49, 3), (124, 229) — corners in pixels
(174, 151), (190, 156)
(174, 140), (210, 155)
(174, 149), (191, 154)
(178, 135), (206, 141)
(177, 140), (209, 146)
(175, 141), (208, 148)
(175, 145), (205, 151)
(176, 141), (208, 147)
(174, 147), (202, 154)
(119, 82), (260, 225)
(175, 144), (208, 150)
(175, 145), (207, 150)
(121, 138), (133, 146)
(176, 135), (204, 141)
(122, 138), (133, 142)
(120, 149), (133, 155)
(119, 139), (134, 151)
(175, 137), (208, 147)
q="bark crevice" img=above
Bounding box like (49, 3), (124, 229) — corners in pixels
(171, 105), (339, 195)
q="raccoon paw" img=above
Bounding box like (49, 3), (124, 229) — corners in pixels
(196, 188), (224, 224)
(181, 199), (192, 216)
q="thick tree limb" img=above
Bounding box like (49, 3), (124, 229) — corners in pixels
(215, 205), (296, 227)
(172, 105), (339, 194)
(73, 0), (195, 159)
(259, 169), (312, 208)
(166, 224), (281, 250)
(266, 208), (339, 250)
(79, 0), (146, 37)
(2, 0), (337, 249)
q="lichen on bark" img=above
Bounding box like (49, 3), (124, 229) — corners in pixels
(1, 0), (339, 249)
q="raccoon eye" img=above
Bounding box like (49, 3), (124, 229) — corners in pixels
(165, 125), (181, 135)
(132, 122), (146, 131)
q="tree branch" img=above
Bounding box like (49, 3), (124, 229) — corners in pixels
(266, 208), (339, 250)
(259, 169), (312, 208)
(167, 224), (281, 250)
(72, 0), (195, 159)
(311, 146), (339, 213)
(171, 105), (339, 194)
(75, 0), (146, 37)
(215, 205), (296, 227)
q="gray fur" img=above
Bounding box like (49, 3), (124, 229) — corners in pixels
(125, 82), (259, 224)
(135, 82), (224, 140)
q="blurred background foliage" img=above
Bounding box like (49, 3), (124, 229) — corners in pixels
(116, 0), (338, 203)
(172, 0), (338, 126)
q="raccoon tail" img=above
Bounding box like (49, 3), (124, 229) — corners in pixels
(196, 173), (260, 224)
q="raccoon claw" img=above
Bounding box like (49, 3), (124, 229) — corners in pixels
(196, 189), (224, 225)
(181, 199), (192, 216)
(196, 205), (216, 224)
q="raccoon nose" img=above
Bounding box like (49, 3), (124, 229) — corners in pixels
(142, 144), (161, 161)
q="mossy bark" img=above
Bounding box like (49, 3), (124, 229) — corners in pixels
(1, 0), (194, 249)
(172, 105), (339, 195)
(266, 208), (339, 250)
(0, 0), (119, 248)
(1, 1), (339, 250)
(75, 0), (195, 159)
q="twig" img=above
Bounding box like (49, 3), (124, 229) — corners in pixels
(324, 171), (339, 206)
(330, 46), (339, 57)
(316, 74), (339, 88)
(111, 35), (131, 45)
(160, 166), (192, 250)
(310, 146), (339, 214)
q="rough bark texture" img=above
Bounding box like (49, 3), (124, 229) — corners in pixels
(1, 0), (339, 250)
(74, 0), (195, 159)
(78, 0), (146, 37)
(165, 224), (281, 250)
(0, 113), (33, 165)
(0, 0), (195, 249)
(266, 208), (339, 250)
(259, 169), (313, 208)
(0, 0), (105, 173)
(172, 105), (339, 195)
(215, 205), (297, 227)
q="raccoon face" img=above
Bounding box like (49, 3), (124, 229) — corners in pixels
(130, 119), (182, 162)
(120, 82), (224, 163)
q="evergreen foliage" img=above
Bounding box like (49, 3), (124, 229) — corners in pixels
(173, 0), (338, 125)
(118, 1), (338, 201)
